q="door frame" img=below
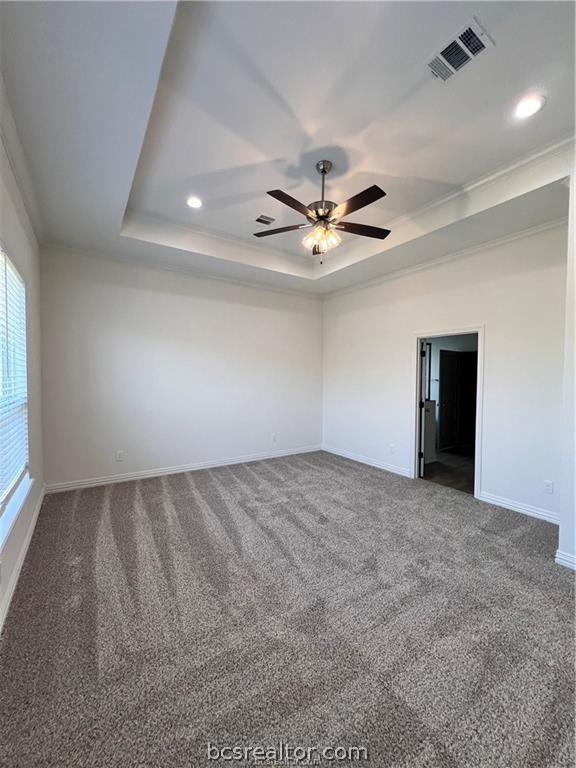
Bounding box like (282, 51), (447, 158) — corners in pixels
(411, 325), (485, 499)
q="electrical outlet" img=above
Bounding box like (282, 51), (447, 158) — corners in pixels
(115, 450), (124, 462)
(543, 480), (554, 495)
(271, 433), (277, 443)
(389, 443), (395, 454)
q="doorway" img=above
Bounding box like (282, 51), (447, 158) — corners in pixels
(417, 333), (479, 494)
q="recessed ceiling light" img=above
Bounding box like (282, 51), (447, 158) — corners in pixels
(514, 94), (546, 120)
(186, 195), (202, 209)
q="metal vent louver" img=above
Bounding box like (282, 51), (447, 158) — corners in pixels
(428, 17), (494, 81)
(255, 214), (275, 225)
(460, 27), (486, 55)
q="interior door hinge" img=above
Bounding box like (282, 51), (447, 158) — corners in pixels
(418, 451), (424, 459)
(419, 401), (425, 409)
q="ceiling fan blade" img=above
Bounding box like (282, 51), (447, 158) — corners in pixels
(334, 221), (391, 240)
(330, 185), (386, 220)
(253, 223), (312, 238)
(267, 190), (316, 219)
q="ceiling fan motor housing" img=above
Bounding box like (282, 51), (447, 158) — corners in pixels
(306, 200), (337, 223)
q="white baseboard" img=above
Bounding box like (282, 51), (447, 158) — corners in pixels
(477, 491), (559, 525)
(0, 484), (45, 634)
(322, 445), (412, 478)
(321, 452), (559, 527)
(45, 445), (323, 493)
(555, 550), (576, 570)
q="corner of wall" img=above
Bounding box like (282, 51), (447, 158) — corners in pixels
(558, 171), (575, 565)
(555, 549), (576, 571)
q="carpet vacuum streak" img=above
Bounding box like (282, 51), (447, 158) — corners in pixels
(1, 452), (574, 767)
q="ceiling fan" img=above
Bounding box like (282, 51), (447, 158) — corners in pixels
(253, 160), (390, 262)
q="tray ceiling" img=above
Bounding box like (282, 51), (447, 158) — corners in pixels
(0, 1), (573, 293)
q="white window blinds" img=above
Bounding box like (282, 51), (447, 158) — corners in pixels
(0, 247), (28, 512)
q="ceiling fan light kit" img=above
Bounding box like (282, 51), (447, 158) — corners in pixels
(302, 224), (342, 251)
(254, 160), (391, 262)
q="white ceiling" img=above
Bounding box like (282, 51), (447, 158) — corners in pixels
(128, 1), (574, 253)
(0, 1), (573, 294)
(0, 1), (177, 246)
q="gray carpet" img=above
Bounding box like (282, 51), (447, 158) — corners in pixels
(1, 451), (574, 767)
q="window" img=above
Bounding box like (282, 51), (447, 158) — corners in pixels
(0, 247), (28, 515)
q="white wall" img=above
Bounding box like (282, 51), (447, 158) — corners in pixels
(0, 131), (44, 627)
(323, 223), (568, 524)
(41, 248), (323, 488)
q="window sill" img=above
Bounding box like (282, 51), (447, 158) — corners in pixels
(0, 473), (34, 554)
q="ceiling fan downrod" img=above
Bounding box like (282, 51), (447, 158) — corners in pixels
(315, 159), (333, 207)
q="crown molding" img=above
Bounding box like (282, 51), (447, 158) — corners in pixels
(121, 209), (315, 279)
(121, 209), (312, 268)
(385, 134), (575, 231)
(324, 216), (569, 300)
(43, 214), (568, 303)
(318, 135), (574, 281)
(40, 241), (322, 300)
(0, 70), (43, 242)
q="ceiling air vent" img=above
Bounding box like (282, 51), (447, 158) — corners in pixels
(428, 17), (494, 82)
(255, 214), (275, 225)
